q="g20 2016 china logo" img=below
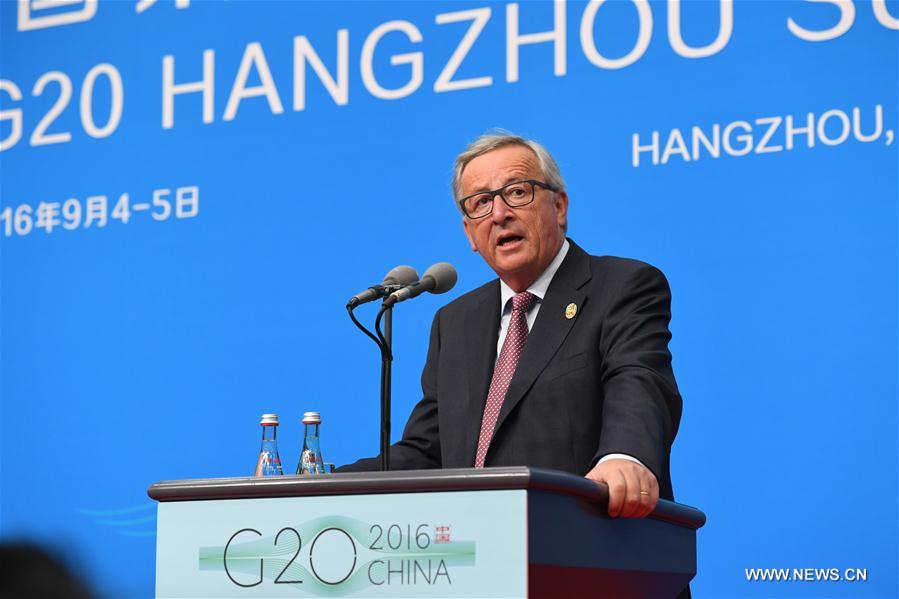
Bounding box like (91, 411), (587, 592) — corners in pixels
(200, 516), (474, 594)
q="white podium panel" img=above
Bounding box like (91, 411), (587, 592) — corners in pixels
(156, 489), (527, 598)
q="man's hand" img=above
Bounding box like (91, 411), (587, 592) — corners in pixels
(586, 459), (659, 518)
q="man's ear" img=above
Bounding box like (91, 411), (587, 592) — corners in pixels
(462, 218), (479, 252)
(555, 190), (569, 229)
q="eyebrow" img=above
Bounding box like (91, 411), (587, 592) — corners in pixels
(467, 173), (532, 195)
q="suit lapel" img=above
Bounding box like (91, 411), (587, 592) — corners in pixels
(460, 281), (501, 466)
(493, 241), (593, 436)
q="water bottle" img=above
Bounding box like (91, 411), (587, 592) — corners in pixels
(254, 413), (284, 477)
(297, 411), (325, 475)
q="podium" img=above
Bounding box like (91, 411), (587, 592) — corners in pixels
(149, 467), (704, 598)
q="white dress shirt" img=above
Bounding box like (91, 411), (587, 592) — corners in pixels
(495, 239), (643, 469)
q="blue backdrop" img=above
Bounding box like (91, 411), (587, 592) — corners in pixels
(1, 1), (897, 596)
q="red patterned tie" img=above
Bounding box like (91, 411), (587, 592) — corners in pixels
(475, 291), (538, 468)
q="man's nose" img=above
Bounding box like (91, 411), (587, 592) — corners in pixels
(491, 194), (512, 222)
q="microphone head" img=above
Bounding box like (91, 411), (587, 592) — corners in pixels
(422, 262), (457, 295)
(383, 265), (419, 287)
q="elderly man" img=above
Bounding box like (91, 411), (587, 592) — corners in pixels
(343, 132), (682, 520)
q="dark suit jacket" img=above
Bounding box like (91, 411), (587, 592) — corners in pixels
(342, 240), (682, 501)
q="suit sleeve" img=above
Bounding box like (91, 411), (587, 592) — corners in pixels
(594, 264), (682, 483)
(337, 310), (443, 472)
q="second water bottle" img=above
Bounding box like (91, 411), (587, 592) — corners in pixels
(297, 411), (325, 475)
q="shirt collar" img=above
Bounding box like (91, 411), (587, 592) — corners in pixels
(499, 239), (570, 313)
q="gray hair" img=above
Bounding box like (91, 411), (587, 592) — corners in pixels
(452, 131), (567, 203)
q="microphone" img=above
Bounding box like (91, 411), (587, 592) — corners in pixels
(347, 265), (419, 308)
(384, 262), (457, 307)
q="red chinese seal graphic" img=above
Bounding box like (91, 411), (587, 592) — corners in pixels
(434, 525), (451, 544)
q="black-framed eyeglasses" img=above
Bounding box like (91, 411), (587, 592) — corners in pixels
(458, 179), (560, 219)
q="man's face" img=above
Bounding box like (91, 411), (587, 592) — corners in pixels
(460, 145), (568, 292)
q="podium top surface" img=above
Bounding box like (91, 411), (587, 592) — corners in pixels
(148, 466), (705, 530)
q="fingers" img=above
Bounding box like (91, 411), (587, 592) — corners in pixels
(620, 463), (659, 518)
(634, 471), (659, 518)
(585, 459), (660, 519)
(620, 465), (643, 518)
(585, 464), (626, 517)
(607, 470), (627, 518)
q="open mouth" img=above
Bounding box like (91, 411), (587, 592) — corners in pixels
(497, 234), (524, 247)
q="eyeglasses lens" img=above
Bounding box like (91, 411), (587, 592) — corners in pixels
(464, 181), (535, 218)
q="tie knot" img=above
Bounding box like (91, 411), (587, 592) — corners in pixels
(511, 291), (537, 313)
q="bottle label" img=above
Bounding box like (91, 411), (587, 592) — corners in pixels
(300, 450), (323, 475)
(255, 451), (284, 477)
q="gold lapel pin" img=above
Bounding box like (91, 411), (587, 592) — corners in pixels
(565, 303), (578, 320)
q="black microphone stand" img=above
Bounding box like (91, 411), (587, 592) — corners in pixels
(346, 289), (397, 472)
(347, 265), (454, 472)
(376, 304), (393, 472)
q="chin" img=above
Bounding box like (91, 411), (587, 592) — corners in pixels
(493, 258), (531, 279)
